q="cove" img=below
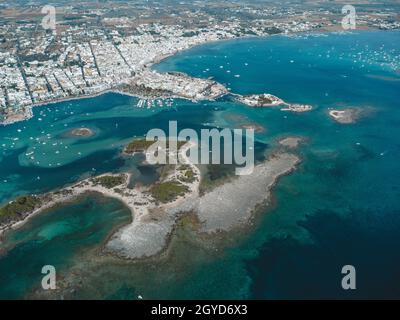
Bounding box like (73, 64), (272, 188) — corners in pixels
(0, 193), (131, 299)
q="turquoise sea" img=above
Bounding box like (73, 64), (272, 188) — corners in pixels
(0, 31), (400, 299)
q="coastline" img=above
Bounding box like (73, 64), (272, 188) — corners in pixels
(196, 152), (301, 233)
(0, 25), (399, 300)
(0, 138), (301, 262)
(0, 34), (239, 127)
(0, 191), (87, 240)
(0, 141), (201, 259)
(2, 28), (375, 257)
(0, 85), (228, 127)
(0, 29), (366, 127)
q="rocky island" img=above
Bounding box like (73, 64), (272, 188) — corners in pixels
(236, 94), (312, 112)
(70, 127), (94, 137)
(236, 93), (285, 107)
(0, 138), (301, 260)
(328, 108), (362, 124)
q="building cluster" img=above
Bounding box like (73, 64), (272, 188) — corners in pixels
(1, 22), (268, 124)
(0, 0), (399, 124)
(132, 70), (227, 100)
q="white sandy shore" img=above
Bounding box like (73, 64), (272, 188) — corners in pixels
(0, 137), (300, 261)
(0, 141), (202, 260)
(105, 141), (201, 259)
(105, 151), (300, 256)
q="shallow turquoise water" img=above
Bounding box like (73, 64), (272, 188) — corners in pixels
(0, 194), (131, 299)
(154, 31), (400, 299)
(0, 31), (399, 299)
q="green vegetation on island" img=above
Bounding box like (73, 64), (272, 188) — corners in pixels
(91, 175), (125, 188)
(180, 168), (197, 183)
(258, 95), (273, 105)
(125, 138), (187, 154)
(0, 195), (42, 224)
(149, 180), (189, 203)
(125, 139), (157, 154)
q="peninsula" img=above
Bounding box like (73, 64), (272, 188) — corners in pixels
(0, 139), (300, 260)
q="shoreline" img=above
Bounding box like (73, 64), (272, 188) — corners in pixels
(0, 139), (301, 262)
(0, 26), (354, 258)
(0, 34), (240, 126)
(0, 85), (229, 127)
(0, 141), (202, 259)
(0, 190), (87, 239)
(196, 152), (301, 233)
(2, 29), (382, 127)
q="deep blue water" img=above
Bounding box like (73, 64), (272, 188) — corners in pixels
(0, 30), (399, 299)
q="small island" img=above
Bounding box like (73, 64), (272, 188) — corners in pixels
(278, 136), (305, 149)
(236, 94), (312, 113)
(236, 93), (285, 107)
(69, 127), (94, 137)
(328, 108), (361, 124)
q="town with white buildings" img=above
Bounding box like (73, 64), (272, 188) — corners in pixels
(0, 0), (399, 124)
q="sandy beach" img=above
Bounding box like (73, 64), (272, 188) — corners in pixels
(0, 136), (300, 261)
(0, 141), (202, 259)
